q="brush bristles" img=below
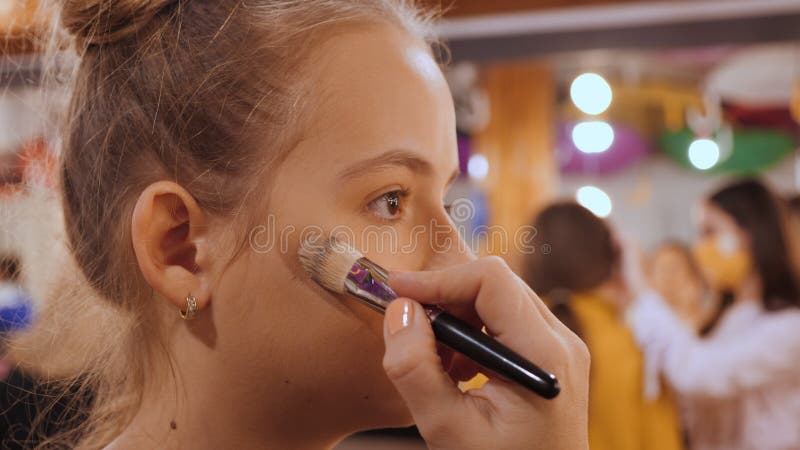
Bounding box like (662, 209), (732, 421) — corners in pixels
(298, 237), (363, 293)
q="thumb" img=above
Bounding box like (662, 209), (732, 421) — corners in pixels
(382, 298), (464, 431)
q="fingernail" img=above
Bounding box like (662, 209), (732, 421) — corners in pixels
(388, 299), (414, 335)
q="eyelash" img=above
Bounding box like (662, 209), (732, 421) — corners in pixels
(366, 189), (454, 223)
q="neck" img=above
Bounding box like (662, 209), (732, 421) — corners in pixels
(107, 327), (352, 450)
(733, 272), (761, 304)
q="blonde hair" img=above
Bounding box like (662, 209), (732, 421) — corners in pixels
(10, 1), (438, 448)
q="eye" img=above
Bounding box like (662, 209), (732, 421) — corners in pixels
(367, 189), (408, 221)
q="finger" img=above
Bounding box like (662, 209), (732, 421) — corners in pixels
(390, 257), (558, 357)
(389, 257), (511, 307)
(515, 275), (571, 333)
(447, 352), (481, 382)
(436, 343), (456, 374)
(382, 298), (464, 431)
(513, 276), (588, 374)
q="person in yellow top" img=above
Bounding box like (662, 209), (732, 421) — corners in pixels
(520, 201), (684, 450)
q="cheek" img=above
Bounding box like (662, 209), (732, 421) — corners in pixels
(358, 224), (429, 273)
(650, 266), (668, 286)
(213, 249), (393, 379)
(240, 248), (378, 339)
(364, 247), (424, 274)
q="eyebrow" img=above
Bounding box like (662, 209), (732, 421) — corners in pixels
(338, 149), (434, 181)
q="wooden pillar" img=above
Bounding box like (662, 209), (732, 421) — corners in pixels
(473, 61), (558, 272)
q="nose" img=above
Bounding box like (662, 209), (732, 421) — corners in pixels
(421, 211), (476, 271)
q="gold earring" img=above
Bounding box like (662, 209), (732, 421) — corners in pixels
(180, 295), (197, 320)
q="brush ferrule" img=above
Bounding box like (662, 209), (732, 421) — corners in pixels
(342, 258), (397, 313)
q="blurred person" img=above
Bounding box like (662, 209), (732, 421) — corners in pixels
(784, 194), (800, 272)
(629, 178), (800, 450)
(647, 242), (713, 332)
(646, 243), (716, 449)
(523, 201), (684, 450)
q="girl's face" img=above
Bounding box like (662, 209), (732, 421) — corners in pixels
(696, 202), (743, 241)
(649, 246), (705, 321)
(206, 25), (470, 430)
(693, 202), (753, 292)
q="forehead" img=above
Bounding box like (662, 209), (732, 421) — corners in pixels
(697, 201), (738, 230)
(296, 24), (456, 168)
(655, 247), (684, 261)
(310, 24), (449, 113)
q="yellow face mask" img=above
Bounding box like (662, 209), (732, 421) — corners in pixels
(693, 233), (751, 291)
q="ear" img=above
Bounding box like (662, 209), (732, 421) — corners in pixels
(131, 181), (213, 315)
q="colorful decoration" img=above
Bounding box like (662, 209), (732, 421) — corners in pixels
(446, 62), (491, 134)
(706, 45), (797, 108)
(726, 103), (796, 132)
(457, 132), (471, 176)
(661, 128), (795, 173)
(0, 137), (56, 197)
(557, 122), (650, 175)
(0, 285), (34, 334)
(791, 80), (800, 124)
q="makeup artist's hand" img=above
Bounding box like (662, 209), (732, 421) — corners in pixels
(383, 256), (589, 450)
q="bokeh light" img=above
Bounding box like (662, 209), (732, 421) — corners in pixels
(467, 154), (489, 180)
(577, 185), (613, 218)
(687, 138), (720, 170)
(572, 121), (615, 154)
(570, 73), (613, 115)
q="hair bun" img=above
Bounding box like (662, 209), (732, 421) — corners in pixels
(61, 0), (176, 47)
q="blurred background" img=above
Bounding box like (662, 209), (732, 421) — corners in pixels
(1, 0), (800, 449)
(430, 0), (800, 270)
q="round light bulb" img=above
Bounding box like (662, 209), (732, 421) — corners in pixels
(688, 138), (720, 170)
(570, 73), (613, 115)
(572, 121), (615, 154)
(467, 154), (489, 180)
(576, 185), (613, 218)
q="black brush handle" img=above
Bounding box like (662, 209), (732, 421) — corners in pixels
(428, 309), (560, 399)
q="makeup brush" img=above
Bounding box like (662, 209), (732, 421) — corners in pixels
(298, 237), (560, 400)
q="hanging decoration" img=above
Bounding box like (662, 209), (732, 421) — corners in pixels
(705, 45), (796, 108)
(725, 103), (796, 133)
(0, 138), (57, 197)
(683, 94), (734, 169)
(661, 128), (794, 173)
(445, 62), (491, 135)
